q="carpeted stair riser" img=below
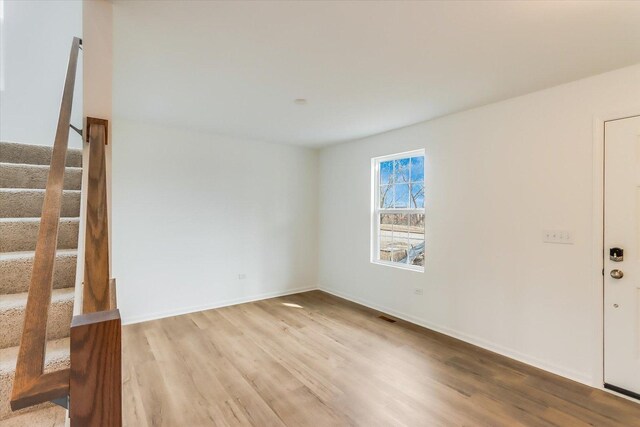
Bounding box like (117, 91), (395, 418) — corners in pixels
(0, 288), (74, 349)
(0, 250), (77, 294)
(0, 189), (80, 218)
(0, 142), (79, 426)
(0, 218), (79, 252)
(0, 338), (69, 421)
(0, 163), (82, 190)
(0, 406), (66, 426)
(0, 141), (82, 168)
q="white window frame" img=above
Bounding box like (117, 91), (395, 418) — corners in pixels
(0, 0), (4, 92)
(371, 149), (425, 272)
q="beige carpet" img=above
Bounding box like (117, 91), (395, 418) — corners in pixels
(0, 141), (82, 425)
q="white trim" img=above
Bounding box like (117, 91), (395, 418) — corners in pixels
(591, 114), (605, 389)
(372, 149), (425, 163)
(319, 286), (593, 386)
(0, 0), (4, 92)
(371, 259), (424, 273)
(375, 208), (426, 214)
(122, 285), (318, 325)
(371, 149), (425, 271)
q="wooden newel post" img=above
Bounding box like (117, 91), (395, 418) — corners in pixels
(83, 117), (110, 313)
(70, 310), (122, 426)
(70, 116), (120, 425)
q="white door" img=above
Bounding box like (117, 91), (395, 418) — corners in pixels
(604, 115), (640, 398)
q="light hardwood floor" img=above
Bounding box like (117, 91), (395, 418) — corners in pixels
(122, 291), (640, 426)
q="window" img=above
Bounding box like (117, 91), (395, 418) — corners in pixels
(372, 150), (425, 271)
(0, 0), (4, 91)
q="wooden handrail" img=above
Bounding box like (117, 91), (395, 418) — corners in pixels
(83, 118), (111, 313)
(11, 37), (121, 425)
(11, 37), (82, 411)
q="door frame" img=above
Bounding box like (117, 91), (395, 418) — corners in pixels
(592, 109), (640, 400)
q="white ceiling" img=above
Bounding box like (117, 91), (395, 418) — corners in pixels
(113, 1), (640, 147)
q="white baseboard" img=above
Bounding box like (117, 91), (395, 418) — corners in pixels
(122, 285), (319, 325)
(319, 286), (593, 386)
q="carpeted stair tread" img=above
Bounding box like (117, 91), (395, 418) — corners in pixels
(0, 218), (79, 252)
(0, 250), (77, 294)
(0, 142), (79, 425)
(0, 338), (69, 376)
(0, 288), (74, 350)
(0, 406), (66, 426)
(0, 162), (82, 190)
(0, 141), (82, 168)
(0, 189), (80, 218)
(0, 338), (69, 422)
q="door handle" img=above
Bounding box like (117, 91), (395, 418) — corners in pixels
(610, 269), (624, 279)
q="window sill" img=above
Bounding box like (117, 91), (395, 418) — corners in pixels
(371, 260), (424, 273)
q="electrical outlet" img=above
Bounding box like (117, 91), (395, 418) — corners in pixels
(238, 274), (246, 280)
(414, 288), (424, 295)
(543, 230), (574, 245)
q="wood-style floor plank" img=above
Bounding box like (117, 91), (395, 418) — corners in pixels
(122, 291), (640, 426)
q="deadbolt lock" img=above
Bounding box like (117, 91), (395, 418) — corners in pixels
(610, 247), (624, 262)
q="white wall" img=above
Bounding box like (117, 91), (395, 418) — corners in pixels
(0, 0), (83, 148)
(75, 0), (113, 315)
(83, 0), (112, 129)
(318, 64), (640, 386)
(112, 120), (318, 324)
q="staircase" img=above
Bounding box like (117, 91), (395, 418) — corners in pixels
(0, 141), (82, 426)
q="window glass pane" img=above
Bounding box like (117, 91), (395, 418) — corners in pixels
(380, 160), (393, 185)
(409, 213), (425, 266)
(393, 184), (410, 208)
(392, 214), (409, 263)
(380, 185), (393, 208)
(380, 213), (394, 229)
(392, 213), (409, 231)
(410, 213), (425, 233)
(409, 240), (425, 266)
(379, 214), (410, 263)
(410, 183), (424, 208)
(390, 234), (409, 263)
(410, 156), (424, 182)
(379, 214), (394, 261)
(394, 158), (410, 183)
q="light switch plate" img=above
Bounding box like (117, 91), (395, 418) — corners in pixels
(543, 230), (574, 245)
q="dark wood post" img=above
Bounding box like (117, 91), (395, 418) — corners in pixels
(70, 309), (122, 426)
(83, 118), (110, 313)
